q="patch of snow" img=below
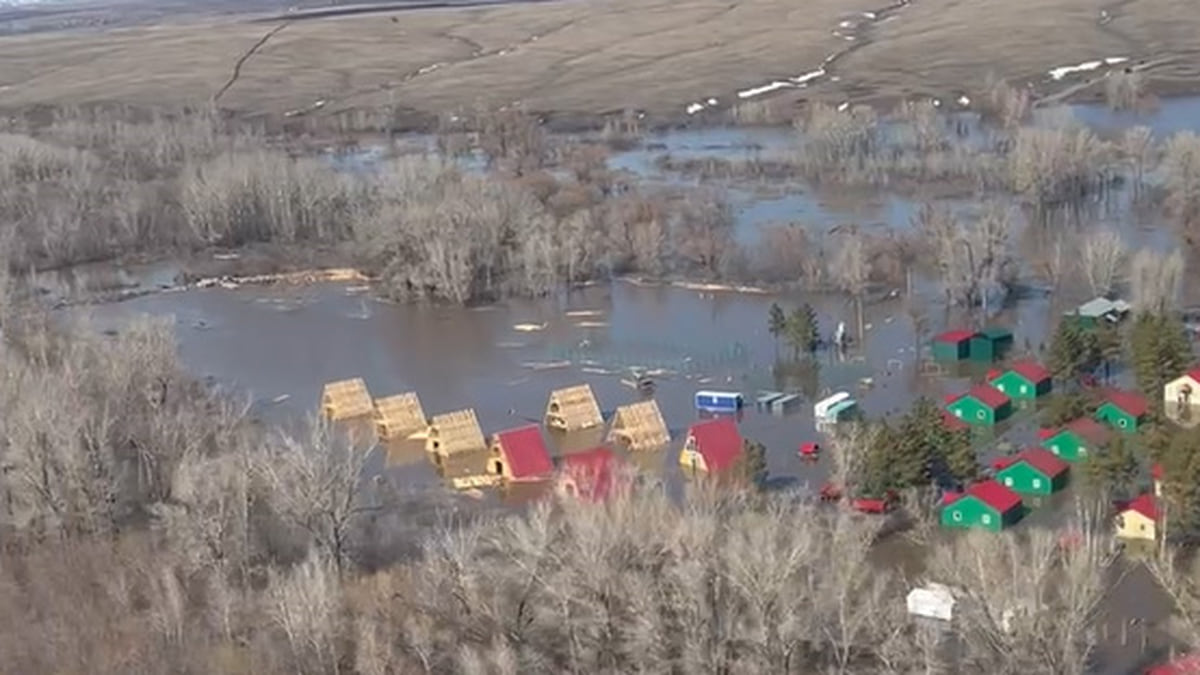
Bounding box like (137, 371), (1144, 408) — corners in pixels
(1105, 56), (1129, 65)
(791, 68), (826, 85)
(837, 101), (850, 112)
(957, 95), (970, 106)
(686, 102), (705, 115)
(932, 98), (942, 107)
(1047, 57), (1126, 81)
(839, 19), (856, 28)
(737, 81), (793, 99)
(861, 11), (877, 19)
(706, 97), (718, 105)
(830, 75), (841, 82)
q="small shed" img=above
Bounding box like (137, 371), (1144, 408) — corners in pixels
(906, 583), (957, 622)
(695, 390), (744, 412)
(556, 446), (624, 502)
(545, 384), (603, 432)
(679, 417), (743, 475)
(941, 480), (1023, 531)
(1095, 389), (1149, 432)
(321, 378), (374, 421)
(1165, 367), (1200, 408)
(995, 447), (1069, 495)
(373, 392), (427, 440)
(825, 398), (859, 422)
(1115, 493), (1159, 541)
(814, 391), (850, 421)
(489, 425), (554, 482)
(607, 400), (670, 451)
(945, 385), (1012, 426)
(968, 327), (1014, 362)
(1041, 417), (1110, 462)
(425, 408), (487, 461)
(988, 361), (1052, 400)
(1068, 297), (1131, 327)
(932, 329), (976, 362)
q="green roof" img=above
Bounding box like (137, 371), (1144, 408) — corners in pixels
(978, 327), (1013, 340)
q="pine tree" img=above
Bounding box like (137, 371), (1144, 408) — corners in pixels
(941, 429), (978, 486)
(767, 303), (786, 356)
(859, 422), (898, 497)
(1038, 392), (1094, 428)
(735, 438), (769, 489)
(1081, 434), (1139, 499)
(1048, 318), (1087, 380)
(1131, 312), (1192, 420)
(784, 305), (819, 358)
(1158, 427), (1200, 536)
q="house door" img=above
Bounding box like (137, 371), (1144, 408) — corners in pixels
(493, 460), (504, 475)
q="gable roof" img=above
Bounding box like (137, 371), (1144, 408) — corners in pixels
(1123, 493), (1160, 521)
(941, 410), (969, 432)
(1102, 389), (1149, 418)
(1187, 367), (1200, 384)
(952, 384), (1010, 410)
(978, 326), (1013, 341)
(687, 417), (743, 472)
(559, 446), (621, 501)
(1062, 417), (1111, 445)
(494, 425), (554, 479)
(1008, 447), (1069, 478)
(1008, 360), (1051, 384)
(934, 329), (976, 344)
(965, 480), (1022, 513)
(426, 408), (487, 456)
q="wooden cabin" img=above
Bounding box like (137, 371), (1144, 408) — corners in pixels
(607, 400), (670, 452)
(425, 408), (486, 462)
(373, 392), (427, 441)
(545, 384), (603, 432)
(321, 378), (374, 421)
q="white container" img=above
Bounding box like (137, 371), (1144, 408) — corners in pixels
(813, 391), (850, 420)
(906, 584), (956, 622)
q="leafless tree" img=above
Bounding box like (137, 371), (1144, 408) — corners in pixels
(1078, 227), (1128, 296)
(1105, 69), (1145, 111)
(269, 551), (344, 674)
(832, 228), (871, 339)
(1163, 131), (1200, 228)
(1129, 247), (1185, 313)
(918, 202), (1016, 310)
(1121, 126), (1155, 197)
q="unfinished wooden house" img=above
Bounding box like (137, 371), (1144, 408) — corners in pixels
(545, 384), (603, 432)
(321, 378), (374, 421)
(373, 392), (427, 441)
(607, 400), (670, 451)
(425, 408), (486, 463)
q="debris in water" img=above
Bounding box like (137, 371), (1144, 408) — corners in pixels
(575, 321), (609, 328)
(495, 341), (526, 349)
(272, 394), (291, 404)
(582, 367), (616, 375)
(565, 309), (604, 317)
(521, 360), (571, 371)
(513, 322), (548, 332)
(506, 376), (530, 386)
(345, 285), (370, 294)
(213, 252), (240, 261)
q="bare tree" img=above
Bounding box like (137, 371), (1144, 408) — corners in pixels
(918, 202), (1016, 311)
(1163, 131), (1200, 228)
(1121, 126), (1155, 198)
(833, 228), (871, 340)
(269, 551), (344, 674)
(1078, 227), (1128, 296)
(1129, 247), (1185, 313)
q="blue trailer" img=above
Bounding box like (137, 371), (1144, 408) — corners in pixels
(695, 390), (744, 413)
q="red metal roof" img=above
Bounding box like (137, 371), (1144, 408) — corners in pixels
(966, 384), (1010, 410)
(495, 425), (554, 480)
(941, 410), (969, 431)
(1147, 652), (1200, 675)
(1010, 447), (1069, 478)
(1063, 417), (1112, 445)
(966, 479), (1022, 513)
(934, 329), (976, 344)
(991, 456), (1016, 471)
(559, 446), (621, 501)
(1037, 428), (1056, 440)
(1186, 368), (1200, 384)
(1103, 388), (1149, 418)
(986, 368), (1003, 381)
(687, 417), (743, 473)
(1008, 360), (1051, 384)
(1124, 493), (1160, 521)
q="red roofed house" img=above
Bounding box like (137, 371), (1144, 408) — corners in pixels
(946, 385), (1013, 426)
(1096, 389), (1149, 433)
(556, 446), (626, 502)
(941, 479), (1024, 531)
(994, 447), (1070, 495)
(988, 360), (1053, 400)
(1041, 417), (1111, 462)
(932, 329), (977, 361)
(1115, 493), (1160, 541)
(679, 417), (743, 475)
(1165, 367), (1200, 426)
(1146, 652), (1200, 675)
(488, 425), (554, 482)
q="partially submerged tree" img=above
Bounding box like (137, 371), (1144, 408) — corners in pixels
(1078, 227), (1127, 297)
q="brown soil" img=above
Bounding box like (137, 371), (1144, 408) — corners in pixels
(1, 0), (1198, 125)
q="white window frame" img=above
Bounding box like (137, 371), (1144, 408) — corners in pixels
(996, 383), (1005, 392)
(1032, 478), (1042, 489)
(955, 409), (963, 418)
(1020, 385), (1029, 394)
(1118, 418), (1128, 428)
(1050, 444), (1060, 454)
(1080, 446), (1088, 457)
(1004, 477), (1014, 487)
(981, 513), (992, 525)
(952, 511), (963, 522)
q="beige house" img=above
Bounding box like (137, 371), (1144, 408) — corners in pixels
(321, 378), (374, 421)
(373, 392), (427, 440)
(545, 384), (603, 432)
(425, 409), (486, 463)
(607, 400), (670, 452)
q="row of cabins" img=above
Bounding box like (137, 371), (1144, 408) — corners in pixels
(931, 327), (1013, 363)
(942, 448), (1072, 531)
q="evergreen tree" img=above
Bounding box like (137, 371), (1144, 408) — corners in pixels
(940, 428), (978, 486)
(784, 304), (819, 358)
(1038, 392), (1095, 428)
(1048, 318), (1102, 381)
(1131, 312), (1192, 420)
(859, 422), (898, 497)
(735, 438), (769, 489)
(1081, 434), (1139, 499)
(767, 303), (786, 356)
(1158, 427), (1200, 536)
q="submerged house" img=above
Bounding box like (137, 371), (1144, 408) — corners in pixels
(545, 384), (604, 432)
(1095, 389), (1149, 433)
(932, 329), (976, 361)
(1115, 493), (1159, 541)
(607, 400), (670, 451)
(1041, 417), (1111, 462)
(556, 446), (625, 502)
(969, 327), (1014, 363)
(1165, 367), (1200, 410)
(941, 480), (1024, 532)
(489, 425), (554, 482)
(945, 385), (1012, 426)
(988, 361), (1052, 400)
(1066, 297), (1131, 327)
(994, 448), (1069, 496)
(321, 378), (374, 421)
(679, 417), (743, 475)
(373, 392), (427, 440)
(425, 408), (487, 463)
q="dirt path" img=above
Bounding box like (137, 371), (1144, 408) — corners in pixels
(213, 22), (290, 102)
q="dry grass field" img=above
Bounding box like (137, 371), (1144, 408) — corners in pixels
(1, 0), (1199, 123)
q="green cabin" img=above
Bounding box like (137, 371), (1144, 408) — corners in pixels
(941, 480), (1024, 532)
(988, 361), (1052, 400)
(932, 329), (975, 362)
(969, 327), (1014, 363)
(995, 448), (1069, 496)
(945, 385), (1012, 426)
(1041, 417), (1111, 462)
(1095, 390), (1148, 433)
